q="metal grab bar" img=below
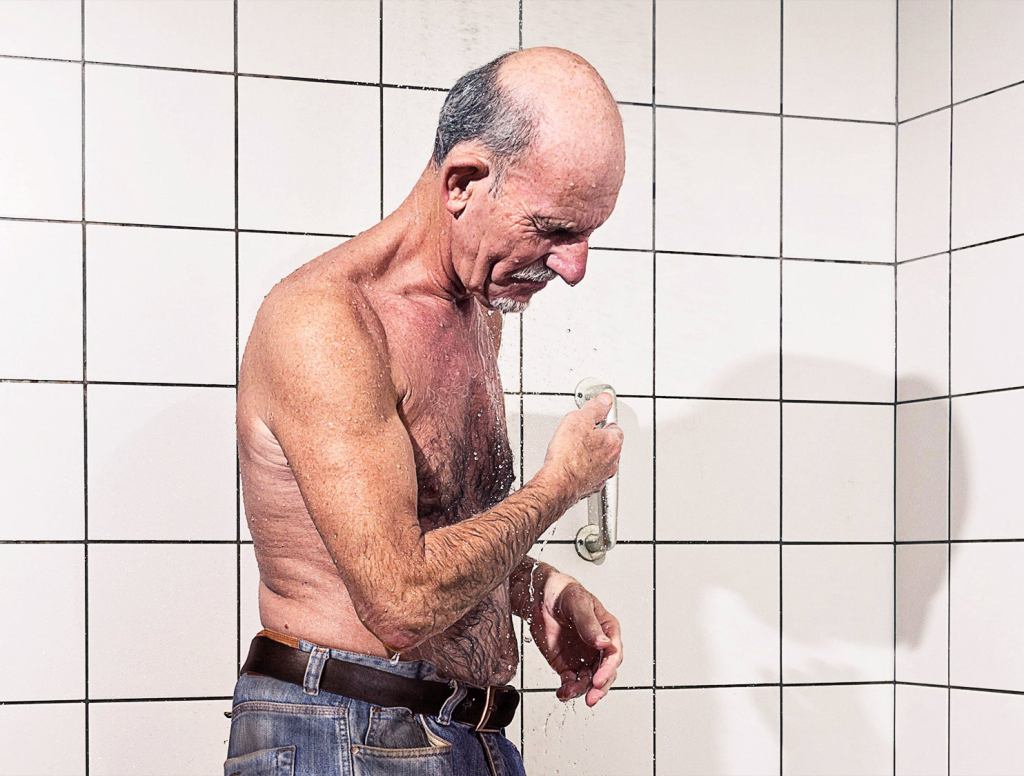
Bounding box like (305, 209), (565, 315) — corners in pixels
(573, 377), (618, 564)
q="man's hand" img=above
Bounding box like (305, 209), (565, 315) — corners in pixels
(528, 574), (623, 707)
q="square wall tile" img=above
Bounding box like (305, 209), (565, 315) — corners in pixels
(782, 260), (894, 402)
(0, 220), (82, 380)
(953, 0), (1024, 102)
(657, 545), (779, 686)
(656, 109), (780, 256)
(897, 110), (951, 261)
(656, 0), (780, 114)
(782, 402), (893, 542)
(498, 314), (521, 393)
(238, 232), (344, 372)
(523, 394), (653, 542)
(782, 545), (893, 683)
(0, 703), (85, 776)
(656, 687), (779, 776)
(239, 77), (379, 234)
(0, 59), (81, 220)
(0, 0), (81, 59)
(897, 253), (949, 401)
(523, 688), (652, 776)
(381, 0), (518, 89)
(896, 543), (948, 685)
(0, 545), (84, 700)
(950, 542), (1024, 691)
(783, 0), (895, 122)
(523, 250), (652, 396)
(85, 0), (233, 71)
(655, 255), (779, 400)
(504, 393), (522, 488)
(950, 688), (1024, 776)
(590, 104), (652, 251)
(239, 542), (261, 666)
(238, 0), (379, 82)
(782, 685), (894, 776)
(88, 385), (236, 540)
(88, 544), (236, 698)
(86, 225), (235, 384)
(85, 65), (233, 228)
(382, 88), (445, 217)
(522, 544), (652, 689)
(90, 700), (231, 776)
(655, 398), (779, 542)
(783, 118), (895, 261)
(0, 383), (83, 540)
(896, 684), (948, 776)
(896, 398), (949, 541)
(522, 0), (652, 103)
(952, 86), (1024, 249)
(898, 0), (952, 120)
(951, 236), (1024, 395)
(951, 390), (1024, 540)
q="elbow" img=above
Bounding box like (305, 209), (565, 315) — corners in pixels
(356, 588), (438, 653)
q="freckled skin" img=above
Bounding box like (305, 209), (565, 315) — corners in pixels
(237, 47), (626, 690)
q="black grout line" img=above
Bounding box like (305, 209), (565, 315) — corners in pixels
(778, 0), (785, 766)
(893, 2), (900, 769)
(947, 1), (954, 769)
(650, 0), (658, 770)
(9, 537), (1024, 546)
(516, 1), (525, 758)
(897, 76), (1024, 125)
(80, 1), (89, 771)
(233, 0), (242, 682)
(378, 0), (384, 223)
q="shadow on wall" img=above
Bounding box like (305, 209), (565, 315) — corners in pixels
(520, 359), (959, 775)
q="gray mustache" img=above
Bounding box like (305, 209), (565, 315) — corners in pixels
(509, 264), (557, 282)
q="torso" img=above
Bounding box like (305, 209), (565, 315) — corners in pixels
(236, 244), (520, 687)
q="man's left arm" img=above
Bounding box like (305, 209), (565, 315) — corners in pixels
(508, 555), (623, 707)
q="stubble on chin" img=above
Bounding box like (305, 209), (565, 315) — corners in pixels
(489, 295), (529, 314)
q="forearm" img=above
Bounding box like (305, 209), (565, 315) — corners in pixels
(508, 555), (571, 620)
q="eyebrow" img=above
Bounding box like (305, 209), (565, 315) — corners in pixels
(530, 216), (578, 233)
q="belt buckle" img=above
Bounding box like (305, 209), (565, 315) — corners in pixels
(473, 685), (501, 733)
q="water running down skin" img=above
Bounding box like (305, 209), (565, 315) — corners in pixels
(236, 46), (625, 706)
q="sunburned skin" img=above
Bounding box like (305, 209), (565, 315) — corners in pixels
(237, 247), (526, 686)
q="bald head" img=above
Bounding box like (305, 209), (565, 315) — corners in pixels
(431, 46), (624, 191)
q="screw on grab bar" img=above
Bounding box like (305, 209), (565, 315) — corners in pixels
(573, 377), (619, 564)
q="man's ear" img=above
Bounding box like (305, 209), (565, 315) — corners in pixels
(441, 154), (491, 218)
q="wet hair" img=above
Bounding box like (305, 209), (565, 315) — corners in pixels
(431, 51), (538, 193)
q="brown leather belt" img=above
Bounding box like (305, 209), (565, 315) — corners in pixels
(240, 634), (519, 733)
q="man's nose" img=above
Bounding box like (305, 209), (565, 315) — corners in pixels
(546, 240), (589, 287)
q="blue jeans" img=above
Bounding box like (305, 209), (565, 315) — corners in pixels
(224, 637), (527, 776)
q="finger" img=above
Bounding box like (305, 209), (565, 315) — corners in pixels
(581, 392), (613, 424)
(585, 684), (609, 707)
(557, 668), (592, 701)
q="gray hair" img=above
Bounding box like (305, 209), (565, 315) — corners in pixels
(431, 51), (537, 193)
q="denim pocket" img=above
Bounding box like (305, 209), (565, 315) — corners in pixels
(223, 744), (296, 776)
(351, 706), (453, 775)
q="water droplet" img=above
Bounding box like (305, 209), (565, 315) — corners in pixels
(524, 634), (532, 643)
(389, 651), (401, 665)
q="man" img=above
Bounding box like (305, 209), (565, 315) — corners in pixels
(226, 46), (626, 776)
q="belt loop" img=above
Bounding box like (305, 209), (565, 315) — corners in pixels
(436, 679), (467, 726)
(302, 646), (329, 696)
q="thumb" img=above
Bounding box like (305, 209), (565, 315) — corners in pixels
(581, 392), (613, 423)
(579, 605), (612, 648)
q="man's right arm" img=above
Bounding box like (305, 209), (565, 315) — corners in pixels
(251, 289), (613, 653)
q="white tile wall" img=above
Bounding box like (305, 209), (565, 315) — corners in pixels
(896, 543), (948, 685)
(782, 684), (894, 776)
(522, 0), (653, 104)
(382, 88), (446, 217)
(0, 58), (81, 220)
(656, 255), (779, 400)
(896, 685), (948, 776)
(0, 221), (82, 380)
(949, 689), (1024, 776)
(85, 0), (234, 71)
(590, 104), (652, 251)
(0, 382), (84, 540)
(783, 0), (896, 122)
(898, 0), (951, 120)
(656, 687), (780, 776)
(0, 545), (85, 701)
(656, 398), (779, 541)
(237, 0), (380, 82)
(896, 253), (949, 401)
(895, 399), (949, 541)
(952, 0), (1024, 102)
(0, 703), (85, 776)
(0, 0), (81, 60)
(782, 260), (894, 402)
(85, 65), (234, 228)
(656, 110), (780, 256)
(658, 545), (779, 687)
(238, 76), (380, 234)
(783, 118), (895, 261)
(950, 236), (1024, 395)
(951, 84), (1024, 249)
(950, 390), (1024, 540)
(897, 110), (951, 261)
(656, 0), (780, 114)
